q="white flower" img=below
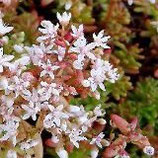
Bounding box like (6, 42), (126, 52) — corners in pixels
(67, 128), (87, 148)
(70, 36), (96, 61)
(7, 150), (17, 158)
(53, 46), (66, 61)
(40, 60), (60, 79)
(38, 81), (62, 101)
(56, 148), (68, 158)
(1, 95), (14, 114)
(20, 139), (39, 150)
(57, 12), (71, 26)
(0, 76), (9, 92)
(90, 132), (105, 148)
(11, 55), (30, 75)
(73, 59), (84, 70)
(88, 59), (119, 92)
(143, 146), (154, 156)
(8, 75), (30, 98)
(22, 101), (40, 121)
(22, 88), (39, 102)
(0, 47), (14, 72)
(0, 18), (13, 36)
(71, 24), (84, 38)
(93, 30), (110, 49)
(0, 117), (20, 146)
(93, 105), (105, 117)
(25, 44), (45, 65)
(37, 20), (59, 42)
(43, 104), (69, 128)
(88, 70), (106, 92)
(21, 89), (41, 120)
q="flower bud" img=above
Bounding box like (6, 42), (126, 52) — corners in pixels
(97, 118), (107, 125)
(1, 36), (9, 44)
(102, 139), (110, 147)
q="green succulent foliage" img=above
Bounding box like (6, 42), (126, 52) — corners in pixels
(134, 0), (158, 19)
(3, 32), (25, 56)
(113, 44), (143, 74)
(69, 148), (91, 158)
(4, 11), (39, 44)
(119, 78), (158, 135)
(70, 88), (109, 111)
(133, 0), (158, 35)
(107, 75), (132, 100)
(93, 0), (109, 21)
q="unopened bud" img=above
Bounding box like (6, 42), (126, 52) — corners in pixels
(97, 118), (107, 125)
(1, 36), (9, 44)
(102, 139), (110, 147)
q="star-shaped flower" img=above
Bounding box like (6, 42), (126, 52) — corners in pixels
(0, 47), (14, 73)
(0, 18), (13, 36)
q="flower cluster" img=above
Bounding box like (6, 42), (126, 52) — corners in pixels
(0, 13), (117, 158)
(0, 11), (154, 158)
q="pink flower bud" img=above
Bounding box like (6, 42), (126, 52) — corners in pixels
(41, 0), (54, 7)
(110, 114), (131, 135)
(130, 117), (138, 131)
(64, 32), (73, 42)
(55, 39), (66, 47)
(45, 138), (58, 147)
(104, 48), (112, 54)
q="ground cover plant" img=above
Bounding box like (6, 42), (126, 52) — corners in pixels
(0, 0), (157, 158)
